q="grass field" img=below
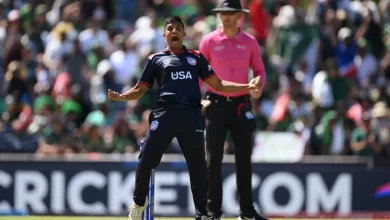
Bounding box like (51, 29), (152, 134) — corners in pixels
(0, 217), (359, 220)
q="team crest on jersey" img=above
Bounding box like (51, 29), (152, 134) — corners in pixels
(162, 58), (170, 67)
(186, 57), (197, 66)
(150, 120), (159, 130)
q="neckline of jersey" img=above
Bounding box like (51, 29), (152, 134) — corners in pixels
(163, 46), (187, 55)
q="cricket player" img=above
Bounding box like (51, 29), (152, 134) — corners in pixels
(199, 0), (268, 219)
(107, 16), (262, 220)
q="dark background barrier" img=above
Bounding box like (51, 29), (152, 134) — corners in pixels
(0, 158), (390, 217)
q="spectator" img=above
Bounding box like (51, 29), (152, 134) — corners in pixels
(371, 101), (390, 149)
(317, 101), (356, 155)
(0, 105), (38, 153)
(78, 19), (109, 54)
(37, 116), (72, 155)
(76, 123), (107, 153)
(61, 39), (88, 85)
(248, 0), (269, 46)
(0, 0), (387, 158)
(2, 61), (28, 101)
(43, 22), (73, 70)
(106, 116), (138, 154)
(326, 59), (351, 105)
(109, 36), (140, 86)
(350, 112), (382, 156)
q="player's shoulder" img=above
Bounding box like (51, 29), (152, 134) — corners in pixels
(187, 49), (201, 58)
(147, 52), (166, 60)
(240, 31), (258, 42)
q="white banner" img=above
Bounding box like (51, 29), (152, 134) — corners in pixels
(252, 132), (306, 162)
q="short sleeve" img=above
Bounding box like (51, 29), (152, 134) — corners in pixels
(138, 58), (156, 88)
(199, 37), (210, 61)
(198, 53), (215, 81)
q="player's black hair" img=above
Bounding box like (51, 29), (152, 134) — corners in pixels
(164, 16), (185, 30)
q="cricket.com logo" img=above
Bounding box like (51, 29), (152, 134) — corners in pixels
(0, 170), (352, 216)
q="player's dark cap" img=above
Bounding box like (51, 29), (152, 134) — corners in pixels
(164, 16), (185, 29)
(212, 0), (250, 13)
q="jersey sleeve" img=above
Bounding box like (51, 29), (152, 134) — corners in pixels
(198, 53), (215, 81)
(138, 58), (156, 88)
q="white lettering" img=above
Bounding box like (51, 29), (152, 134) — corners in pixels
(15, 171), (48, 213)
(223, 174), (239, 214)
(307, 173), (352, 215)
(171, 72), (178, 80)
(67, 171), (106, 214)
(0, 171), (12, 210)
(171, 71), (192, 80)
(155, 172), (179, 214)
(179, 172), (195, 215)
(260, 172), (304, 215)
(4, 169), (352, 216)
(223, 174), (261, 215)
(179, 71), (185, 79)
(185, 71), (192, 79)
(108, 172), (135, 214)
(252, 175), (261, 212)
(51, 171), (65, 214)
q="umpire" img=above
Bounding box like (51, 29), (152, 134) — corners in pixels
(199, 1), (268, 220)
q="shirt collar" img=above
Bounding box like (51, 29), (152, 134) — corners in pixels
(163, 45), (187, 54)
(218, 26), (243, 40)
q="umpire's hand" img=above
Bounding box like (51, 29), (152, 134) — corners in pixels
(248, 76), (262, 90)
(201, 99), (212, 112)
(108, 89), (124, 101)
(249, 76), (263, 98)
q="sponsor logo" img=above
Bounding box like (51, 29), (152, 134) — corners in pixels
(0, 170), (352, 216)
(162, 58), (170, 67)
(237, 45), (246, 50)
(214, 46), (224, 51)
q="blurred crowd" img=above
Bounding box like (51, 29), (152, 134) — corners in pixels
(0, 0), (389, 158)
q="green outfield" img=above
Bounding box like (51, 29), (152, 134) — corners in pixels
(0, 217), (358, 220)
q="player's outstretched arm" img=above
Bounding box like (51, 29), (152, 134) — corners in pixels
(107, 83), (148, 101)
(205, 74), (262, 93)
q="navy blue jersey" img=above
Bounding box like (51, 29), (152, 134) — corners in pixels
(138, 46), (215, 109)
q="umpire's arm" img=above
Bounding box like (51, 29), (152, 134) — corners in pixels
(199, 53), (261, 93)
(205, 75), (259, 93)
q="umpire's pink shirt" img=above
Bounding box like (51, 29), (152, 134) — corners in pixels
(199, 27), (266, 97)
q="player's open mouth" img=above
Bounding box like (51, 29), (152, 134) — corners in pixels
(172, 36), (179, 44)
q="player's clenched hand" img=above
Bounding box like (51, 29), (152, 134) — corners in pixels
(108, 89), (124, 101)
(248, 76), (262, 90)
